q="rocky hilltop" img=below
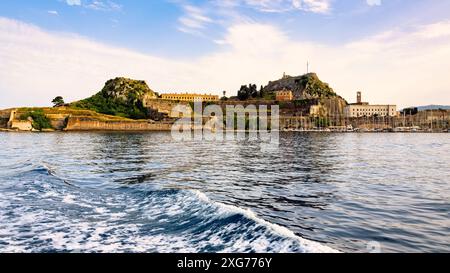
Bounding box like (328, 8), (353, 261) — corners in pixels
(263, 73), (337, 99)
(101, 77), (157, 102)
(72, 77), (158, 119)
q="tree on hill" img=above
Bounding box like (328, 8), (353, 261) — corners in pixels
(52, 96), (65, 107)
(259, 85), (265, 98)
(237, 84), (258, 100)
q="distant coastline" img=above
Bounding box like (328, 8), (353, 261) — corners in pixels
(1, 76), (449, 133)
(1, 106), (449, 133)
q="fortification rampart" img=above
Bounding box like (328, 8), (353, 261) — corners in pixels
(144, 99), (189, 119)
(65, 117), (173, 131)
(0, 109), (12, 128)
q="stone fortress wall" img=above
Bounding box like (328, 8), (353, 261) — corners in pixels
(143, 98), (190, 119)
(65, 117), (173, 131)
(0, 110), (11, 128)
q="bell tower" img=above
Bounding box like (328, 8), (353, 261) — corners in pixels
(357, 91), (362, 104)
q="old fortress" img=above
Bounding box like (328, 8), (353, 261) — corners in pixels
(157, 72), (396, 119)
(159, 90), (396, 118)
(1, 74), (448, 133)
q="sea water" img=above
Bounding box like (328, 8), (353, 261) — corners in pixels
(0, 132), (448, 253)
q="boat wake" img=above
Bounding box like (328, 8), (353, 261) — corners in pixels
(0, 164), (339, 253)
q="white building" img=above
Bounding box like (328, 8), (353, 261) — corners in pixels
(344, 92), (397, 118)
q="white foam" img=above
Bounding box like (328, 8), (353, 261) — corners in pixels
(109, 212), (127, 220)
(94, 207), (107, 214)
(192, 190), (340, 253)
(62, 194), (76, 204)
(0, 184), (340, 253)
(43, 191), (59, 198)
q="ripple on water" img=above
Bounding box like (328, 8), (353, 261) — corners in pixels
(0, 132), (449, 253)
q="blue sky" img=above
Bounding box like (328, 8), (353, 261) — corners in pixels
(1, 0), (450, 108)
(2, 0), (449, 57)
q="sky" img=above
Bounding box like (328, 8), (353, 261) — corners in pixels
(1, 0), (450, 109)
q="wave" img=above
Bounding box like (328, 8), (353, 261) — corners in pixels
(0, 164), (339, 253)
(4, 163), (77, 188)
(0, 162), (54, 179)
(192, 190), (339, 253)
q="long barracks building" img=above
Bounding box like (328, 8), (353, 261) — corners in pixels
(344, 92), (397, 118)
(161, 93), (219, 102)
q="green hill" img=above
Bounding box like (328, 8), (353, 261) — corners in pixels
(71, 77), (158, 119)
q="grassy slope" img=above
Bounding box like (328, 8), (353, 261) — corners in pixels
(70, 93), (149, 120)
(18, 107), (136, 122)
(70, 78), (154, 119)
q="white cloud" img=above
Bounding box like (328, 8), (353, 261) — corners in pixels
(48, 10), (59, 16)
(178, 5), (213, 35)
(85, 1), (122, 11)
(243, 0), (331, 14)
(64, 0), (121, 11)
(175, 0), (331, 36)
(0, 17), (449, 109)
(294, 0), (331, 13)
(65, 0), (81, 6)
(366, 0), (382, 6)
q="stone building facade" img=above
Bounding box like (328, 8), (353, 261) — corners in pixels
(275, 90), (294, 101)
(345, 92), (397, 117)
(161, 93), (219, 102)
